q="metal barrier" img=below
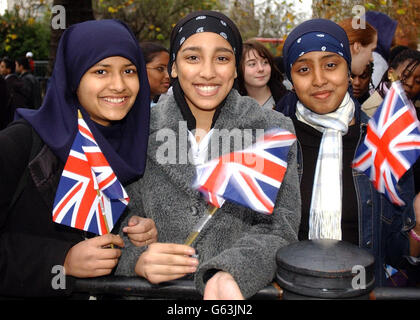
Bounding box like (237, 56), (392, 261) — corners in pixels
(74, 276), (282, 300)
(73, 240), (420, 300)
(73, 276), (420, 300)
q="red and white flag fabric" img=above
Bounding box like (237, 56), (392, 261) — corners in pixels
(194, 128), (296, 214)
(352, 81), (420, 206)
(52, 111), (129, 235)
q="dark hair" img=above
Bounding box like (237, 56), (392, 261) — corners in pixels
(16, 57), (30, 70)
(237, 39), (287, 103)
(139, 42), (169, 64)
(388, 45), (409, 64)
(273, 56), (285, 74)
(1, 56), (15, 73)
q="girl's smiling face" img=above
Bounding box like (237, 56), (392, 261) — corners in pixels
(171, 32), (237, 113)
(291, 51), (349, 114)
(392, 59), (420, 100)
(77, 56), (139, 126)
(243, 49), (271, 89)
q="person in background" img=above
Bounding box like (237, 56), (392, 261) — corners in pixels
(0, 19), (156, 298)
(351, 62), (373, 105)
(338, 17), (377, 77)
(365, 11), (398, 89)
(116, 10), (300, 300)
(140, 42), (170, 107)
(237, 39), (287, 109)
(0, 76), (11, 130)
(362, 48), (420, 117)
(15, 57), (42, 109)
(0, 57), (26, 128)
(26, 51), (35, 73)
(274, 18), (419, 286)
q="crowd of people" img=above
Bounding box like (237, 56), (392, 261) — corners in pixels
(0, 8), (420, 300)
(0, 54), (42, 130)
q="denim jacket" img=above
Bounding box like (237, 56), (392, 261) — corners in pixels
(276, 92), (416, 286)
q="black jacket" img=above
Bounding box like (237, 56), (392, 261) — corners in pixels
(19, 72), (42, 109)
(0, 121), (86, 298)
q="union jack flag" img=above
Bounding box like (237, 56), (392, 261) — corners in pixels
(52, 111), (129, 235)
(194, 128), (296, 214)
(352, 81), (420, 206)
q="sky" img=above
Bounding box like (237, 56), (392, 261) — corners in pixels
(256, 0), (313, 19)
(0, 0), (6, 15)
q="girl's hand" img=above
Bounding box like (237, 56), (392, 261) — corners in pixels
(64, 234), (124, 278)
(135, 242), (198, 284)
(122, 216), (158, 247)
(203, 271), (244, 300)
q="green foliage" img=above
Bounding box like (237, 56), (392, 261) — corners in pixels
(93, 0), (224, 46)
(0, 8), (50, 59)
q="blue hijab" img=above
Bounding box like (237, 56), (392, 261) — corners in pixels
(16, 19), (150, 185)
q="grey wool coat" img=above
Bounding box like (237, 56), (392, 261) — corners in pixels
(115, 89), (301, 299)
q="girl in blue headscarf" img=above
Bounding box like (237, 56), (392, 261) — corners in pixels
(275, 18), (419, 286)
(0, 19), (156, 298)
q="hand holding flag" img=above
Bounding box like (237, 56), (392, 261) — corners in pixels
(52, 110), (129, 235)
(352, 78), (420, 206)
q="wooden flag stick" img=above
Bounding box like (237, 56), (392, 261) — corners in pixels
(97, 189), (114, 248)
(184, 205), (219, 246)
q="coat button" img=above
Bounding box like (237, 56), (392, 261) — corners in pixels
(406, 217), (412, 225)
(190, 206), (198, 216)
(366, 240), (372, 248)
(366, 199), (372, 206)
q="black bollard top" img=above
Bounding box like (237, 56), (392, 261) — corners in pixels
(276, 239), (375, 299)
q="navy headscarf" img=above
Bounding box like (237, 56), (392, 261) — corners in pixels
(282, 19), (351, 82)
(365, 11), (397, 62)
(16, 19), (150, 185)
(277, 18), (362, 122)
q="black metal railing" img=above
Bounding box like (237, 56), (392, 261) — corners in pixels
(74, 276), (420, 300)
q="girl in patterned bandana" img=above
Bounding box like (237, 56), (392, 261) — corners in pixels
(116, 11), (301, 300)
(275, 18), (419, 286)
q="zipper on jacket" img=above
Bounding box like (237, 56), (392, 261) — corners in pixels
(353, 122), (367, 248)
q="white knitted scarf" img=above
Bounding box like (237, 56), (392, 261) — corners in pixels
(296, 92), (355, 240)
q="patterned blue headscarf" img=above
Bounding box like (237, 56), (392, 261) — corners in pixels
(169, 10), (243, 73)
(283, 19), (351, 82)
(168, 11), (243, 131)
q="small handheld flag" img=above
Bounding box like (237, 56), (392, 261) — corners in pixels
(184, 128), (295, 246)
(52, 110), (129, 235)
(194, 128), (296, 214)
(352, 79), (420, 206)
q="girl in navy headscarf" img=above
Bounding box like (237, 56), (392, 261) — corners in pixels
(0, 19), (157, 298)
(275, 18), (419, 286)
